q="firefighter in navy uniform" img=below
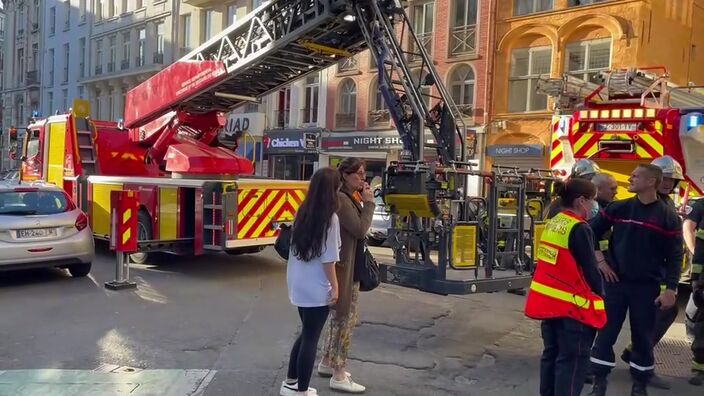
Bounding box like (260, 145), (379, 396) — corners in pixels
(619, 155), (685, 390)
(545, 159), (601, 219)
(525, 178), (605, 396)
(684, 196), (704, 385)
(589, 164), (683, 396)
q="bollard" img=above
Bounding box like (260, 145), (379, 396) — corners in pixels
(105, 190), (139, 291)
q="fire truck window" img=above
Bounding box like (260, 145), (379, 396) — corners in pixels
(26, 130), (40, 158)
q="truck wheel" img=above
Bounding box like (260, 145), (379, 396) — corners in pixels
(130, 210), (152, 264)
(226, 246), (264, 255)
(68, 263), (92, 277)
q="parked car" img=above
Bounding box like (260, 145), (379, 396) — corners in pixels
(367, 189), (391, 246)
(0, 182), (94, 276)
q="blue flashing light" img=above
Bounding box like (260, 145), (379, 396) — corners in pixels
(32, 110), (40, 118)
(689, 114), (702, 129)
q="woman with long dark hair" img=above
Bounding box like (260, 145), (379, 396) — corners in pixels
(280, 167), (342, 396)
(318, 157), (375, 394)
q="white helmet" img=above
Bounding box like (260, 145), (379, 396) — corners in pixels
(650, 155), (685, 180)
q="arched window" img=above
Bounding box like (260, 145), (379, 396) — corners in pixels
(337, 79), (357, 128)
(369, 78), (389, 127)
(370, 78), (387, 111)
(449, 64), (475, 117)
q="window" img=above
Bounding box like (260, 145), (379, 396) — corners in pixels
(203, 10), (214, 41)
(275, 88), (290, 128)
(79, 0), (86, 21)
(47, 92), (54, 115)
(514, 0), (553, 16)
(108, 89), (114, 120)
(79, 38), (85, 77)
(302, 73), (319, 124)
(412, 69), (432, 107)
(411, 2), (434, 60)
(78, 86), (84, 99)
(369, 78), (389, 127)
(449, 64), (475, 117)
(63, 43), (70, 83)
(137, 28), (146, 66)
(156, 22), (165, 55)
(111, 0), (118, 17)
(226, 4), (237, 26)
(0, 15), (4, 39)
(107, 35), (116, 72)
(450, 0), (477, 56)
(565, 39), (611, 84)
(17, 49), (25, 84)
(122, 32), (130, 69)
(64, 0), (70, 29)
(337, 79), (357, 128)
(569, 0), (607, 6)
(31, 43), (38, 71)
(136, 0), (143, 9)
(95, 0), (102, 21)
(62, 89), (68, 112)
(508, 46), (552, 112)
(47, 49), (54, 85)
(95, 90), (102, 118)
(181, 14), (191, 52)
(96, 39), (103, 74)
(122, 0), (128, 14)
(49, 6), (56, 34)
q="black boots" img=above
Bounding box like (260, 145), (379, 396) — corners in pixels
(631, 381), (648, 396)
(589, 377), (607, 396)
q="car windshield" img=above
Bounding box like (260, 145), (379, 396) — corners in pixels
(0, 190), (73, 215)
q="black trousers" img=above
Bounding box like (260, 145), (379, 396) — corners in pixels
(287, 305), (330, 391)
(591, 281), (660, 383)
(622, 303), (678, 361)
(540, 318), (596, 396)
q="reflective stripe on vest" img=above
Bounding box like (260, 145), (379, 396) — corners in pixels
(697, 230), (704, 240)
(599, 239), (609, 251)
(530, 280), (605, 311)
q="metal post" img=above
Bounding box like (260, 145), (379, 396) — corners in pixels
(105, 252), (137, 290)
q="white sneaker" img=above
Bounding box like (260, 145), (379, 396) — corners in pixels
(317, 362), (350, 378)
(330, 375), (365, 393)
(279, 380), (317, 396)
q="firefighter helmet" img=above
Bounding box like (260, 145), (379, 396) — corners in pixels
(651, 155), (685, 180)
(571, 159), (601, 179)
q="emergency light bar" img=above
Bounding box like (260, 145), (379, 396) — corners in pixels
(688, 113), (702, 128)
(579, 108), (657, 120)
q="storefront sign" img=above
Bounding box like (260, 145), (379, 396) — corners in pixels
(486, 144), (544, 157)
(263, 129), (319, 154)
(321, 131), (403, 152)
(220, 112), (266, 143)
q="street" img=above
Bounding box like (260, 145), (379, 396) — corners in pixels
(0, 244), (697, 395)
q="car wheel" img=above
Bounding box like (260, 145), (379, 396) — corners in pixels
(68, 262), (92, 277)
(129, 210), (152, 265)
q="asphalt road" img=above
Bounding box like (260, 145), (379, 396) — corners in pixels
(0, 244), (698, 395)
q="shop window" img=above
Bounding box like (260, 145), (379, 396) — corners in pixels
(337, 79), (357, 129)
(449, 64), (475, 118)
(514, 0), (553, 16)
(565, 39), (611, 85)
(508, 46), (551, 113)
(450, 0), (477, 56)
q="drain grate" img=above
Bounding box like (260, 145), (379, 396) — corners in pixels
(654, 338), (691, 378)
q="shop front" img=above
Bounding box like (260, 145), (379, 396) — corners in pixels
(263, 128), (321, 180)
(486, 144), (547, 170)
(220, 111), (266, 176)
(319, 130), (403, 182)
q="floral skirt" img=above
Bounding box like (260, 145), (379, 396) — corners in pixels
(321, 282), (360, 369)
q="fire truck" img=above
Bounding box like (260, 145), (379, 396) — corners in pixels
(15, 0), (537, 295)
(543, 68), (704, 201)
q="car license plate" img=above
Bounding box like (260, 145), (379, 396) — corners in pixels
(17, 228), (57, 239)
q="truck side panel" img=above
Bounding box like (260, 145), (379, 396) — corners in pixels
(159, 187), (179, 240)
(47, 122), (67, 187)
(90, 182), (124, 237)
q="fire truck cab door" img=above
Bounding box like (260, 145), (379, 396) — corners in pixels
(21, 127), (43, 181)
(45, 121), (68, 187)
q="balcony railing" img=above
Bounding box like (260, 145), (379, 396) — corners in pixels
(136, 55), (145, 67)
(273, 109), (290, 128)
(26, 70), (38, 85)
(107, 62), (114, 73)
(337, 56), (358, 73)
(153, 52), (164, 64)
(95, 65), (103, 75)
(408, 32), (433, 62)
(368, 109), (390, 127)
(300, 108), (318, 125)
(121, 59), (129, 70)
(456, 104), (474, 118)
(449, 25), (477, 57)
(335, 113), (356, 129)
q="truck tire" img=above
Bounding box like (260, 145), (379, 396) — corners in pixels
(68, 262), (92, 277)
(226, 246), (265, 255)
(130, 210), (152, 265)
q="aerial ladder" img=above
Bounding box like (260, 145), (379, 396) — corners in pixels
(122, 0), (533, 294)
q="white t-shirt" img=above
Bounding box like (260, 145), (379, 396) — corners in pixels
(287, 213), (341, 307)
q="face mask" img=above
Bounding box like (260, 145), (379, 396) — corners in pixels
(584, 199), (600, 220)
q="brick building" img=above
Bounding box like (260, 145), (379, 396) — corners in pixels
(489, 0), (704, 170)
(319, 0), (494, 189)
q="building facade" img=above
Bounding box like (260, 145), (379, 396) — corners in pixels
(320, 0), (493, 190)
(41, 0), (90, 116)
(1, 0), (43, 131)
(490, 0), (704, 169)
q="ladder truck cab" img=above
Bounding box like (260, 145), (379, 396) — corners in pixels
(19, 0), (538, 295)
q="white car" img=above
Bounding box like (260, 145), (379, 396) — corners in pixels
(0, 182), (94, 277)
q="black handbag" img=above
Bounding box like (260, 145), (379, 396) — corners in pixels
(274, 224), (292, 260)
(354, 238), (380, 292)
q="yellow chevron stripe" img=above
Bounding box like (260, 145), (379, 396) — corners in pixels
(572, 121), (580, 133)
(635, 143), (650, 158)
(250, 193), (288, 238)
(293, 189), (306, 203)
(653, 120), (663, 135)
(122, 228), (131, 245)
(638, 133), (663, 156)
(122, 208), (131, 224)
(238, 189), (276, 238)
(585, 141), (599, 157)
(573, 133), (592, 154)
(237, 189), (261, 223)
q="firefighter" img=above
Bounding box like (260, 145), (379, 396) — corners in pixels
(617, 156), (685, 390)
(546, 159), (601, 219)
(589, 164), (683, 396)
(525, 178), (605, 396)
(684, 196), (704, 385)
